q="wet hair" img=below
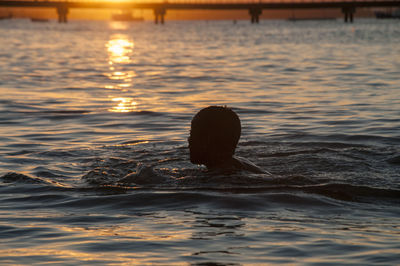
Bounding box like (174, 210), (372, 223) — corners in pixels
(188, 106), (241, 168)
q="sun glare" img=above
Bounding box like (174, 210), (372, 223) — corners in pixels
(105, 35), (138, 112)
(110, 97), (138, 113)
(106, 37), (134, 64)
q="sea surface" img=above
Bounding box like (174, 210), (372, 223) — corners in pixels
(0, 18), (399, 265)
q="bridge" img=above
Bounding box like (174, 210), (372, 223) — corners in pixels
(1, 0), (399, 24)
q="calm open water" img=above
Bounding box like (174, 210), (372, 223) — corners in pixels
(0, 18), (399, 265)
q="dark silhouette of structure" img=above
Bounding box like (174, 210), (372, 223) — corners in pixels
(0, 0), (399, 24)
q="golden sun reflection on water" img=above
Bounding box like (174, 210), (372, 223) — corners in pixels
(107, 37), (134, 64)
(106, 34), (138, 112)
(109, 97), (137, 113)
(0, 221), (191, 265)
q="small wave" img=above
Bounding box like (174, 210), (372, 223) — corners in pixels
(105, 110), (163, 117)
(301, 183), (400, 202)
(235, 107), (277, 115)
(130, 110), (163, 116)
(1, 172), (47, 184)
(387, 155), (400, 165)
(289, 141), (367, 149)
(345, 134), (400, 144)
(82, 158), (138, 186)
(6, 109), (91, 121)
(261, 148), (335, 158)
(3, 170), (399, 211)
(1, 172), (70, 188)
(38, 110), (90, 114)
(80, 159), (400, 204)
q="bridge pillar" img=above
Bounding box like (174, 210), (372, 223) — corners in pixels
(154, 7), (166, 24)
(56, 4), (69, 23)
(249, 7), (262, 24)
(342, 7), (356, 23)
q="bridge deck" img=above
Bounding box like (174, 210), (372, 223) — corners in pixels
(0, 0), (399, 9)
(1, 0), (399, 24)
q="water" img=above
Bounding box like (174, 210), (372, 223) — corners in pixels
(0, 18), (399, 265)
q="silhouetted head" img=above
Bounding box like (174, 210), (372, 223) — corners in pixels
(188, 106), (241, 168)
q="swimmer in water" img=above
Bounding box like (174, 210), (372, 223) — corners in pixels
(189, 106), (270, 174)
(119, 105), (269, 185)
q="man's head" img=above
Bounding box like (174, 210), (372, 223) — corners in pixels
(188, 106), (241, 168)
